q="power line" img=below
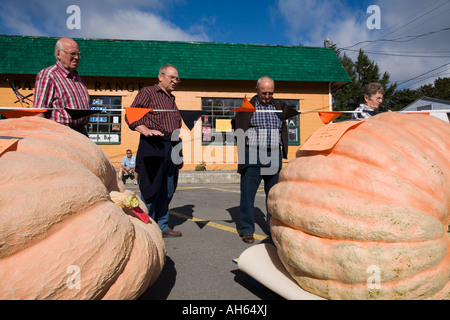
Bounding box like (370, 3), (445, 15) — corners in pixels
(338, 27), (450, 51)
(365, 0), (450, 44)
(376, 0), (450, 42)
(340, 48), (450, 58)
(399, 72), (450, 89)
(397, 70), (450, 87)
(361, 0), (449, 48)
(337, 0), (450, 58)
(397, 63), (450, 86)
(396, 69), (450, 83)
(330, 2), (450, 90)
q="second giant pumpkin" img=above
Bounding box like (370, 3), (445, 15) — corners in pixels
(268, 112), (450, 300)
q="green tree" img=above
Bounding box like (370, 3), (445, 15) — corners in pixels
(332, 43), (449, 115)
(389, 77), (450, 111)
(389, 89), (421, 111)
(332, 48), (397, 120)
(419, 77), (450, 101)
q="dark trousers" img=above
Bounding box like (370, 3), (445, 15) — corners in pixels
(141, 159), (178, 233)
(135, 135), (180, 233)
(239, 146), (281, 235)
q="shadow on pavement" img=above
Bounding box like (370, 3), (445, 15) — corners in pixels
(139, 256), (177, 300)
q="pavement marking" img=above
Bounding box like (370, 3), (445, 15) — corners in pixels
(176, 186), (207, 190)
(177, 186), (265, 197)
(127, 184), (268, 240)
(169, 209), (267, 241)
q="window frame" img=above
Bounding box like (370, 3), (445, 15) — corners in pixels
(200, 97), (300, 146)
(87, 96), (123, 145)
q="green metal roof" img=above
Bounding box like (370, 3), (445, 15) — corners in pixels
(0, 34), (350, 84)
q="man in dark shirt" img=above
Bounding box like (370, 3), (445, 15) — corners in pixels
(126, 64), (183, 238)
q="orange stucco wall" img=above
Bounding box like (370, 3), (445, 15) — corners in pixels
(1, 75), (331, 171)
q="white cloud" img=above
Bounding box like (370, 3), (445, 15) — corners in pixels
(276, 0), (367, 46)
(276, 0), (450, 90)
(0, 0), (208, 42)
(1, 0), (448, 90)
(80, 9), (208, 41)
(361, 0), (450, 89)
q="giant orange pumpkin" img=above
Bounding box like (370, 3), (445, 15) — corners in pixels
(0, 117), (165, 299)
(268, 112), (450, 300)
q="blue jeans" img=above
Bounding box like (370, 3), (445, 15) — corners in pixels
(239, 146), (281, 235)
(142, 161), (177, 233)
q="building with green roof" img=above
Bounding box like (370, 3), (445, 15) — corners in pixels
(0, 34), (350, 170)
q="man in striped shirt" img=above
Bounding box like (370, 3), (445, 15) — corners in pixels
(126, 64), (183, 238)
(34, 38), (90, 135)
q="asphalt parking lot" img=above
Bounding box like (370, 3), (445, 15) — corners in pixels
(125, 181), (280, 300)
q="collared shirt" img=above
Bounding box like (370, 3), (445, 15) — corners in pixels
(122, 155), (136, 167)
(352, 104), (378, 120)
(247, 98), (283, 148)
(34, 62), (90, 129)
(127, 84), (182, 136)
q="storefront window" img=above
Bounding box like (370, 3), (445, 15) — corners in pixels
(87, 96), (122, 145)
(278, 99), (300, 145)
(201, 98), (241, 145)
(201, 98), (300, 145)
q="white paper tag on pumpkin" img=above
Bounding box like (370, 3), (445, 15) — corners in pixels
(299, 120), (365, 152)
(0, 138), (20, 157)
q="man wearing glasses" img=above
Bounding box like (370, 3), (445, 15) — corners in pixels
(118, 150), (138, 185)
(34, 38), (90, 136)
(232, 77), (289, 244)
(126, 65), (183, 238)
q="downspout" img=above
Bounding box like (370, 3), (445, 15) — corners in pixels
(329, 82), (333, 111)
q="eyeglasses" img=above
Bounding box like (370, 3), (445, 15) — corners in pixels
(260, 92), (274, 96)
(60, 49), (82, 57)
(163, 73), (181, 83)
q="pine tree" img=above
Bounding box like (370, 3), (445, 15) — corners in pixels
(390, 77), (450, 111)
(420, 77), (450, 101)
(390, 89), (421, 111)
(331, 44), (449, 115)
(331, 48), (397, 120)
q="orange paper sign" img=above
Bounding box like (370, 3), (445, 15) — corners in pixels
(0, 138), (20, 156)
(299, 120), (365, 152)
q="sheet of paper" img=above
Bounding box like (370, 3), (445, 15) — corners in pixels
(299, 120), (364, 152)
(238, 243), (324, 300)
(215, 119), (232, 132)
(0, 138), (19, 157)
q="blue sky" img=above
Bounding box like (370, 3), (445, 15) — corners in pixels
(1, 0), (449, 90)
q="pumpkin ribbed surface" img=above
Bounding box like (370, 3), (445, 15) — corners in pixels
(0, 117), (165, 300)
(268, 112), (450, 300)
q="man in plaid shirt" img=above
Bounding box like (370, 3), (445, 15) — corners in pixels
(34, 38), (90, 135)
(232, 77), (289, 244)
